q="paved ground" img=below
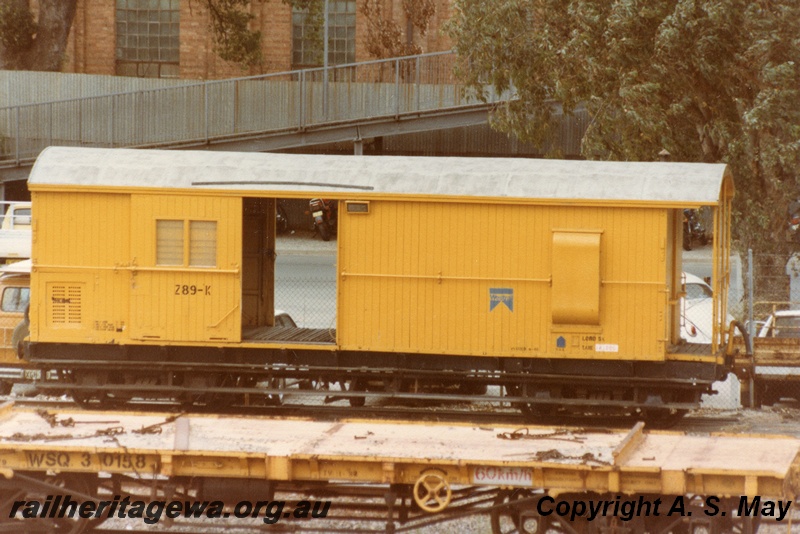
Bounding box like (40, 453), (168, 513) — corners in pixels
(276, 229), (336, 255)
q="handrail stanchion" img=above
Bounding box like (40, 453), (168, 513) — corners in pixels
(395, 58), (400, 118)
(204, 81), (209, 144)
(14, 107), (20, 165)
(415, 55), (421, 112)
(108, 95), (114, 148)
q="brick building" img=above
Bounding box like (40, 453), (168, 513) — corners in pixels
(61, 0), (454, 80)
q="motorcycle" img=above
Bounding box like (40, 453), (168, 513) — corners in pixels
(683, 208), (707, 251)
(309, 198), (337, 241)
(276, 202), (289, 234)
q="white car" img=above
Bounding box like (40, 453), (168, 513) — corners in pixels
(274, 310), (297, 328)
(681, 272), (735, 344)
(756, 310), (800, 338)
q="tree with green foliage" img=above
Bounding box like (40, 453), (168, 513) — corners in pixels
(447, 0), (800, 253)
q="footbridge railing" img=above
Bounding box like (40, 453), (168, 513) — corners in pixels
(0, 51), (511, 167)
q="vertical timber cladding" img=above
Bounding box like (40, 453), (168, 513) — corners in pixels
(31, 192), (131, 344)
(338, 200), (667, 361)
(129, 194), (242, 343)
(548, 206), (668, 361)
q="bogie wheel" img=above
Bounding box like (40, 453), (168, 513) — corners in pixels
(505, 384), (548, 419)
(70, 371), (125, 410)
(265, 376), (286, 406)
(758, 383), (781, 407)
(6, 474), (105, 534)
(686, 497), (760, 534)
(581, 515), (645, 534)
(458, 380), (488, 395)
(71, 391), (95, 409)
(72, 391), (120, 411)
(181, 372), (218, 408)
(490, 490), (548, 534)
(51, 475), (105, 533)
(737, 515), (761, 534)
(641, 390), (695, 428)
(347, 379), (365, 407)
(642, 408), (689, 429)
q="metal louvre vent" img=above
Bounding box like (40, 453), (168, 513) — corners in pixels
(50, 284), (82, 325)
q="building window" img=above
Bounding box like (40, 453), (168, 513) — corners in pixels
(292, 0), (356, 68)
(156, 219), (217, 267)
(116, 0), (180, 78)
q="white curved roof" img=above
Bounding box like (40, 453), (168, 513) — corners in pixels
(0, 259), (31, 274)
(28, 147), (733, 205)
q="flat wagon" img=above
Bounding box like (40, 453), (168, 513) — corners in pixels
(0, 403), (796, 533)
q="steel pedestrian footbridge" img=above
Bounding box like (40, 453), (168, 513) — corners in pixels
(0, 51), (588, 182)
(0, 51), (586, 182)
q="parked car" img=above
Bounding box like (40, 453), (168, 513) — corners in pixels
(681, 272), (735, 344)
(744, 309), (800, 405)
(756, 310), (800, 338)
(0, 260), (32, 394)
(0, 202), (31, 260)
(274, 310), (297, 328)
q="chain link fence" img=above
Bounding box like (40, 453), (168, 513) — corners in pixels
(694, 249), (800, 409)
(740, 250), (800, 407)
(747, 251), (800, 325)
(273, 275), (336, 330)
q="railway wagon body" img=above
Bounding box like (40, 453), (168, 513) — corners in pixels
(25, 147), (734, 415)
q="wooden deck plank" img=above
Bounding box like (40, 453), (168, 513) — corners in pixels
(243, 326), (335, 344)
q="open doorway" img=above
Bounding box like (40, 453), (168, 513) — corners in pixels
(241, 197), (335, 344)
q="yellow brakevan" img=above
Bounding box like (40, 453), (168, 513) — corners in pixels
(23, 147), (735, 417)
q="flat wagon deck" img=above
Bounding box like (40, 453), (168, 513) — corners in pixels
(0, 402), (798, 532)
